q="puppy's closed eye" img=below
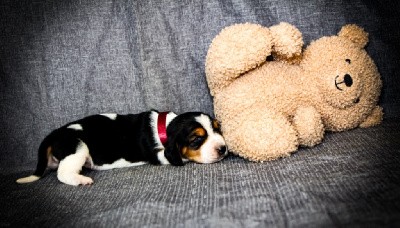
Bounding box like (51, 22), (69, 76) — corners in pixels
(189, 136), (206, 149)
(189, 127), (207, 147)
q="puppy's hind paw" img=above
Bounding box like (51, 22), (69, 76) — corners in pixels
(78, 175), (94, 186)
(58, 174), (94, 186)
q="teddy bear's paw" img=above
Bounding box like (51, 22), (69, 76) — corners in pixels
(293, 106), (325, 147)
(221, 109), (299, 162)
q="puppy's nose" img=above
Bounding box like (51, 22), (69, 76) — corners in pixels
(218, 146), (227, 156)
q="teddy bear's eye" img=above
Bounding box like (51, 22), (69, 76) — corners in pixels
(345, 59), (351, 64)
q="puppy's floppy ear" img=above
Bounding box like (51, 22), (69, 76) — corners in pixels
(164, 136), (184, 166)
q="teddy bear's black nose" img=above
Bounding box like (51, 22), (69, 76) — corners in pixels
(344, 74), (353, 87)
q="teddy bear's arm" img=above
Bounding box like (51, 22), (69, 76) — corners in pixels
(359, 106), (383, 128)
(270, 22), (304, 62)
(292, 106), (325, 147)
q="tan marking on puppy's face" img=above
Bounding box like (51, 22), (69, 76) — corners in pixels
(181, 127), (207, 163)
(212, 119), (220, 130)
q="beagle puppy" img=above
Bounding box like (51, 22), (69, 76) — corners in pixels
(16, 111), (228, 186)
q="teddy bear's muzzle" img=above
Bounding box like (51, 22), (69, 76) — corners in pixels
(335, 74), (353, 91)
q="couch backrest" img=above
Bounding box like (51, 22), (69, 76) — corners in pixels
(0, 0), (399, 168)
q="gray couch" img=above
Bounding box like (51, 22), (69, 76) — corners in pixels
(1, 0), (399, 227)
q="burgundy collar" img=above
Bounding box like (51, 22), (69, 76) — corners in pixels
(157, 112), (169, 146)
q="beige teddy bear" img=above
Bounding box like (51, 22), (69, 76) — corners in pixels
(205, 22), (383, 161)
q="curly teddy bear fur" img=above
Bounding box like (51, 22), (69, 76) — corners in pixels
(206, 22), (383, 161)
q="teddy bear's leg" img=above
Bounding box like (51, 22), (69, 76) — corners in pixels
(205, 23), (273, 96)
(220, 108), (299, 162)
(292, 106), (324, 147)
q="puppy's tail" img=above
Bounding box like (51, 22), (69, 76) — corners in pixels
(16, 134), (54, 184)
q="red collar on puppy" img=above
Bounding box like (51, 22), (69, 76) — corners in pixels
(157, 112), (169, 146)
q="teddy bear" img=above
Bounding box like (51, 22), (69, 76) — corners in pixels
(205, 22), (383, 161)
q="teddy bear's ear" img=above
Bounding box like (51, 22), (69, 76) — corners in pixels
(338, 24), (369, 48)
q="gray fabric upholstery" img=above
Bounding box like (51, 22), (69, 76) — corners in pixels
(2, 120), (399, 227)
(1, 0), (399, 227)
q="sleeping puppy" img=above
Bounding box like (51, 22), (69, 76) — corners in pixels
(16, 111), (228, 186)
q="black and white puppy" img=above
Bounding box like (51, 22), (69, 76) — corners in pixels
(16, 111), (228, 186)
